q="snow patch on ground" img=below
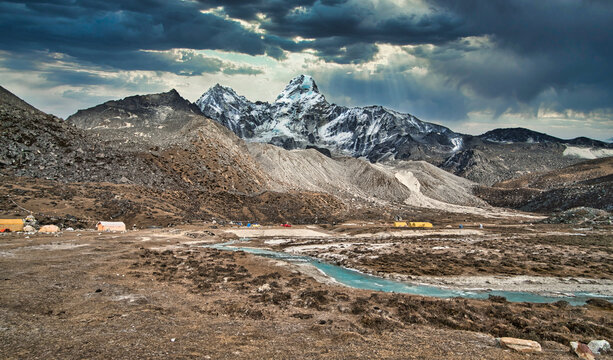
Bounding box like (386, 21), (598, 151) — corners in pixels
(225, 228), (331, 238)
(563, 146), (613, 159)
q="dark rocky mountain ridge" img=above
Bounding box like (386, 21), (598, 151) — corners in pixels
(479, 127), (612, 148)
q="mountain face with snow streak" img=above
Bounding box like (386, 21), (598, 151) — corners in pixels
(196, 75), (464, 162)
(66, 89), (202, 142)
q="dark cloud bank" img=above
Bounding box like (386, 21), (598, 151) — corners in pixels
(0, 0), (612, 135)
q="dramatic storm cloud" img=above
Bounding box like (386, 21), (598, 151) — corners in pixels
(0, 0), (611, 139)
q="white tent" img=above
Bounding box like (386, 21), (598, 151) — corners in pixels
(97, 221), (126, 232)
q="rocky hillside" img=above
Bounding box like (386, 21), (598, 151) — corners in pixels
(0, 86), (348, 225)
(246, 142), (494, 216)
(67, 90), (205, 147)
(440, 139), (586, 186)
(0, 85), (95, 181)
(1, 86), (264, 193)
(382, 160), (488, 208)
(66, 87), (495, 216)
(3, 85), (507, 226)
(67, 88), (274, 192)
(474, 157), (613, 212)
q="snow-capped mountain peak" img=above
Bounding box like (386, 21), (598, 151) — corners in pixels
(275, 75), (322, 103)
(197, 84), (245, 108)
(195, 83), (269, 138)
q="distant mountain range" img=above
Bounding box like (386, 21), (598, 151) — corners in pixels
(61, 75), (613, 186)
(479, 127), (610, 148)
(195, 75), (612, 184)
(198, 75), (613, 154)
(2, 80), (612, 226)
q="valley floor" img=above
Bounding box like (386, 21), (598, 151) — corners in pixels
(1, 224), (611, 359)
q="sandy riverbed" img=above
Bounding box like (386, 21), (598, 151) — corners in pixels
(408, 275), (613, 297)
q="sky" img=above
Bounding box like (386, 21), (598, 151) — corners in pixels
(1, 0), (612, 140)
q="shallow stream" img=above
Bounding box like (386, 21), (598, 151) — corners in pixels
(206, 239), (613, 306)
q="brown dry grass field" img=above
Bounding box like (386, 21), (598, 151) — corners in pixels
(1, 224), (611, 359)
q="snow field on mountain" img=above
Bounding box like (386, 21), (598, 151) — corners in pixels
(563, 146), (613, 159)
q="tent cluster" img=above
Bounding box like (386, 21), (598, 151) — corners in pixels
(0, 217), (127, 233)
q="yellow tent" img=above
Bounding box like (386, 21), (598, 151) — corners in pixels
(0, 219), (24, 232)
(409, 222), (433, 228)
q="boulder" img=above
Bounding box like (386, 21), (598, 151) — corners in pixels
(23, 225), (36, 233)
(570, 342), (595, 360)
(587, 340), (610, 355)
(497, 337), (542, 353)
(24, 215), (37, 226)
(257, 283), (271, 293)
(38, 225), (60, 233)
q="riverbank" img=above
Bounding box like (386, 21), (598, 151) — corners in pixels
(208, 240), (613, 304)
(266, 223), (612, 282)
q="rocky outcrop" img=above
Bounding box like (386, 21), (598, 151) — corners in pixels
(570, 341), (595, 360)
(497, 337), (542, 353)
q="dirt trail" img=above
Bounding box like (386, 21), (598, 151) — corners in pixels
(225, 228), (331, 238)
